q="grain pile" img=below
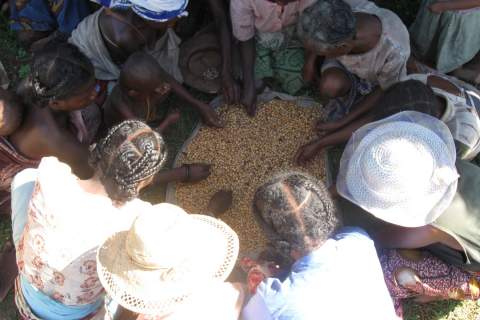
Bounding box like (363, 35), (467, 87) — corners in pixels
(175, 100), (326, 254)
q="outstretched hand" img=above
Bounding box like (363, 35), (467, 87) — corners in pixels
(241, 84), (257, 117)
(199, 103), (224, 128)
(182, 163), (212, 182)
(295, 140), (321, 166)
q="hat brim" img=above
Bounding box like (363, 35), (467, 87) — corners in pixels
(97, 214), (239, 315)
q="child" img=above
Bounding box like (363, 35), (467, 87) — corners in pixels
(410, 0), (480, 85)
(102, 52), (181, 133)
(243, 172), (396, 319)
(296, 76), (480, 164)
(298, 0), (410, 120)
(231, 0), (316, 115)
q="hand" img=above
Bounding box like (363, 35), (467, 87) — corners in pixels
(429, 2), (448, 13)
(295, 140), (321, 166)
(241, 83), (257, 117)
(182, 163), (211, 182)
(199, 103), (224, 128)
(222, 73), (240, 105)
(315, 118), (344, 132)
(207, 189), (233, 217)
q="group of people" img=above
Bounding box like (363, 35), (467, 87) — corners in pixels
(1, 0), (480, 319)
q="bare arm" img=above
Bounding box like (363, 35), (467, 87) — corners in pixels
(430, 0), (480, 12)
(427, 75), (462, 96)
(303, 48), (319, 84)
(239, 38), (257, 116)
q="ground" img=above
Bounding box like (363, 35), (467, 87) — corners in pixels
(1, 2), (480, 319)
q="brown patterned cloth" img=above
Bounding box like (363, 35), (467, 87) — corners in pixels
(0, 137), (39, 215)
(380, 248), (480, 317)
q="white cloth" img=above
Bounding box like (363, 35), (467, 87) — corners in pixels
(69, 9), (183, 82)
(404, 74), (480, 160)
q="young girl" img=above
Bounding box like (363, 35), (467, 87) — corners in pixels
(296, 76), (480, 164)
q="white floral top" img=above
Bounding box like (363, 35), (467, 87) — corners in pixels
(16, 157), (151, 306)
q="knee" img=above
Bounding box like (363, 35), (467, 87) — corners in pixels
(318, 69), (352, 99)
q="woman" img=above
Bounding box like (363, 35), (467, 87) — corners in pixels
(10, 120), (167, 319)
(69, 0), (222, 127)
(336, 111), (480, 315)
(409, 0), (480, 85)
(96, 203), (244, 320)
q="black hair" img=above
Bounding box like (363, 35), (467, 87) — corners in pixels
(373, 80), (443, 121)
(24, 43), (94, 107)
(0, 88), (23, 136)
(298, 0), (356, 49)
(119, 51), (165, 89)
(90, 120), (167, 203)
(253, 172), (341, 259)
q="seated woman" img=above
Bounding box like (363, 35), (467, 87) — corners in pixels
(242, 172), (396, 319)
(9, 120), (168, 319)
(335, 111), (480, 314)
(69, 0), (222, 127)
(230, 0), (316, 115)
(9, 0), (90, 48)
(409, 0), (480, 85)
(295, 75), (480, 164)
(96, 203), (244, 320)
(298, 0), (410, 121)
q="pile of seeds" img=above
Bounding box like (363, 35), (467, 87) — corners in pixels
(175, 100), (326, 254)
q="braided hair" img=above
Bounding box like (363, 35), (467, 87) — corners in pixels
(90, 120), (167, 203)
(253, 172), (341, 259)
(297, 0), (356, 50)
(24, 43), (94, 107)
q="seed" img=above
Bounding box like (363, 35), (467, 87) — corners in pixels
(174, 101), (326, 255)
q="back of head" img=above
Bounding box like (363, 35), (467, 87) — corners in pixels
(253, 172), (341, 258)
(90, 120), (167, 203)
(25, 43), (94, 106)
(119, 52), (164, 91)
(0, 88), (23, 136)
(373, 80), (442, 121)
(298, 0), (356, 50)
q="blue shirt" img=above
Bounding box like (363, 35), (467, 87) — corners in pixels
(242, 227), (396, 320)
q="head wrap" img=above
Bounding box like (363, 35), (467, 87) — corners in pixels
(93, 0), (189, 22)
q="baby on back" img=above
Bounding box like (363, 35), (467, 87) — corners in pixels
(103, 52), (180, 134)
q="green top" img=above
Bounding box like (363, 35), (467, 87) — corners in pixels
(432, 160), (480, 268)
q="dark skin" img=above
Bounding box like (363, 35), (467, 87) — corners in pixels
(99, 8), (223, 127)
(207, 0), (240, 105)
(238, 0), (299, 116)
(295, 75), (457, 165)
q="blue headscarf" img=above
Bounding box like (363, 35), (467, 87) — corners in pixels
(92, 0), (189, 22)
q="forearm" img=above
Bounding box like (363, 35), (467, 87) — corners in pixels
(303, 49), (319, 83)
(240, 39), (255, 88)
(441, 0), (480, 10)
(209, 0), (234, 76)
(152, 167), (185, 185)
(344, 87), (383, 124)
(320, 115), (372, 147)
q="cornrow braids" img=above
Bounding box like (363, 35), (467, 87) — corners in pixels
(90, 120), (168, 203)
(253, 172), (341, 258)
(25, 43), (94, 106)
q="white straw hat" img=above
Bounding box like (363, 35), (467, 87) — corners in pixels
(337, 111), (459, 227)
(96, 203), (239, 316)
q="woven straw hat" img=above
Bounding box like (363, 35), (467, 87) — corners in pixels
(337, 111), (459, 227)
(96, 203), (239, 315)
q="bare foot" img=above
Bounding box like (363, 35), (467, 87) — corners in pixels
(0, 241), (18, 301)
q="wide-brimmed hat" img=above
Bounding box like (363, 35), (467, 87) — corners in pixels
(96, 203), (239, 315)
(337, 111), (459, 227)
(179, 31), (223, 94)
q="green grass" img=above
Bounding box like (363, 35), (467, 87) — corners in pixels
(1, 3), (480, 320)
